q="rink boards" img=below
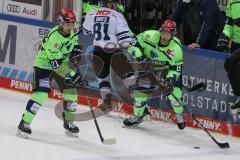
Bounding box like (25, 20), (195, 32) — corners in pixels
(1, 13), (240, 138)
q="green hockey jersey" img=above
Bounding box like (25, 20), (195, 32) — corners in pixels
(34, 25), (79, 77)
(223, 0), (240, 43)
(129, 30), (183, 79)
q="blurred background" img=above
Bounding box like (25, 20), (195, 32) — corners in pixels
(7, 0), (228, 34)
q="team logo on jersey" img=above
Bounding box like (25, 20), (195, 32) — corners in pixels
(54, 43), (59, 49)
(151, 51), (158, 58)
(166, 49), (175, 58)
(96, 10), (110, 15)
(73, 27), (79, 33)
(66, 42), (72, 50)
(131, 38), (137, 45)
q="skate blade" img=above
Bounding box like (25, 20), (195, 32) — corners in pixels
(16, 130), (30, 139)
(122, 124), (140, 128)
(65, 130), (78, 138)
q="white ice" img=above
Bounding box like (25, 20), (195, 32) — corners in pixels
(0, 88), (240, 160)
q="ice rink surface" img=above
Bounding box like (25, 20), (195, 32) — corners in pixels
(0, 88), (240, 160)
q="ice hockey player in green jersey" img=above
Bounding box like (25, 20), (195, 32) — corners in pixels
(217, 0), (240, 53)
(216, 0), (240, 118)
(17, 8), (85, 138)
(123, 19), (185, 130)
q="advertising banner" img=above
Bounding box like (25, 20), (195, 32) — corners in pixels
(182, 52), (237, 124)
(0, 18), (51, 81)
(2, 0), (42, 20)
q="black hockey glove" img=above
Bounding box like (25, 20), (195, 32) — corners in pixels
(167, 74), (182, 87)
(216, 33), (229, 51)
(70, 45), (83, 65)
(224, 48), (240, 72)
(65, 69), (88, 87)
(159, 78), (174, 96)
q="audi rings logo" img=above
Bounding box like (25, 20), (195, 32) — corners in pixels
(7, 4), (20, 13)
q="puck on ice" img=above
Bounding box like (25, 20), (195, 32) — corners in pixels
(194, 146), (200, 149)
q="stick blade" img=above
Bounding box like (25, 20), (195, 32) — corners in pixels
(190, 82), (205, 92)
(218, 142), (230, 149)
(102, 138), (117, 145)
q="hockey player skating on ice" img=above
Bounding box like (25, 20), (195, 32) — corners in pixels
(123, 20), (186, 130)
(17, 8), (85, 138)
(82, 0), (132, 112)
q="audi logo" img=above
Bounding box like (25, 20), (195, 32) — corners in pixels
(7, 4), (20, 13)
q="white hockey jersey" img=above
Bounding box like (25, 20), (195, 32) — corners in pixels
(82, 7), (132, 49)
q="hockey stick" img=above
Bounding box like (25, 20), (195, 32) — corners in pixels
(182, 82), (205, 93)
(148, 69), (206, 93)
(82, 86), (117, 145)
(171, 94), (230, 149)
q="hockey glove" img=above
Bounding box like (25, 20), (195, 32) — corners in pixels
(65, 70), (88, 87)
(160, 78), (174, 96)
(70, 45), (83, 66)
(167, 74), (182, 87)
(216, 33), (229, 51)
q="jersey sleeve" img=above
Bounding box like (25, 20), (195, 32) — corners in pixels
(127, 32), (147, 60)
(82, 13), (93, 35)
(137, 31), (149, 48)
(223, 1), (233, 39)
(166, 39), (183, 80)
(115, 14), (132, 44)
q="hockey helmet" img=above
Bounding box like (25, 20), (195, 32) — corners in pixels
(58, 8), (76, 23)
(160, 19), (177, 34)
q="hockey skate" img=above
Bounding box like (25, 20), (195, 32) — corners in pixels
(231, 101), (240, 121)
(17, 120), (32, 139)
(123, 115), (144, 127)
(62, 112), (79, 137)
(175, 113), (185, 130)
(123, 108), (150, 127)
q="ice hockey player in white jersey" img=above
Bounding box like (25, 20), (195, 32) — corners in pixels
(82, 0), (132, 112)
